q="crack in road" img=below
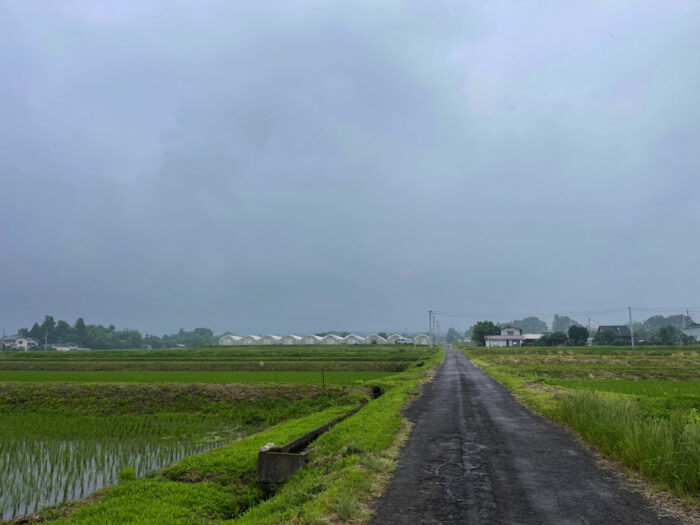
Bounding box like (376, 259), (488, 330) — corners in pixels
(370, 346), (680, 525)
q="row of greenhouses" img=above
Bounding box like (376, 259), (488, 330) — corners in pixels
(217, 333), (432, 345)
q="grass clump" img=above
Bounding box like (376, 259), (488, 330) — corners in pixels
(553, 390), (700, 496)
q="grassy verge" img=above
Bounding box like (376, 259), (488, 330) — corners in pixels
(25, 348), (443, 524)
(462, 346), (700, 499)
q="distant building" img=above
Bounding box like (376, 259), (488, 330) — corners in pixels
(218, 335), (242, 345)
(597, 325), (631, 344)
(485, 327), (524, 347)
(53, 344), (79, 352)
(365, 334), (388, 344)
(343, 334), (365, 345)
(2, 336), (38, 351)
(522, 333), (544, 345)
(413, 334), (432, 345)
(682, 325), (700, 340)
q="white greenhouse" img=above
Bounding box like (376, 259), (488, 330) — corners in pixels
(387, 334), (403, 344)
(239, 335), (261, 345)
(218, 335), (241, 345)
(413, 334), (431, 345)
(259, 335), (282, 345)
(280, 335), (302, 345)
(343, 334), (365, 345)
(301, 334), (322, 345)
(365, 334), (388, 344)
(320, 334), (344, 345)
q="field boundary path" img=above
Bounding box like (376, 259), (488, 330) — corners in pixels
(370, 345), (680, 525)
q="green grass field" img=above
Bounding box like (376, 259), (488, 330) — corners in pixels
(0, 369), (384, 384)
(0, 344), (439, 522)
(462, 345), (700, 498)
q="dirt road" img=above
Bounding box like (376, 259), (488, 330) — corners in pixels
(370, 346), (679, 524)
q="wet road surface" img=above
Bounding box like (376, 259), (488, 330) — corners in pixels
(370, 346), (680, 525)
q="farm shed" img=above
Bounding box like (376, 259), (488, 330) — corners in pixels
(413, 334), (431, 345)
(301, 334), (322, 345)
(260, 335), (282, 345)
(240, 335), (261, 345)
(387, 334), (403, 344)
(365, 334), (388, 344)
(320, 334), (344, 345)
(343, 334), (365, 344)
(218, 335), (241, 345)
(280, 335), (302, 345)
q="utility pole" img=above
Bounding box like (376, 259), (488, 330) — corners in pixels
(628, 307), (635, 350)
(428, 310), (433, 347)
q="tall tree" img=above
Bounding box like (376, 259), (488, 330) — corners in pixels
(40, 315), (56, 343)
(54, 320), (73, 343)
(594, 329), (616, 345)
(568, 325), (589, 346)
(552, 314), (579, 333)
(510, 316), (548, 334)
(74, 318), (88, 347)
(445, 327), (461, 344)
(471, 321), (500, 346)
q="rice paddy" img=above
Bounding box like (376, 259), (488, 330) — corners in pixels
(0, 344), (432, 521)
(0, 370), (384, 384)
(0, 414), (243, 519)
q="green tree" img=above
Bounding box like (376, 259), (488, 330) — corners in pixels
(28, 322), (41, 341)
(446, 327), (461, 344)
(54, 320), (73, 343)
(40, 315), (56, 343)
(471, 321), (500, 346)
(539, 331), (569, 346)
(510, 317), (548, 334)
(568, 325), (589, 346)
(594, 329), (616, 345)
(74, 318), (88, 347)
(655, 326), (681, 345)
(552, 314), (579, 333)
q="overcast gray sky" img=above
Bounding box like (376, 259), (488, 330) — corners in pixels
(2, 1), (699, 336)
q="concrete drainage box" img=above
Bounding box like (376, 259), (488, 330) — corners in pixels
(257, 407), (360, 493)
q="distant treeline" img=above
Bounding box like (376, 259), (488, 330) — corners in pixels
(454, 313), (697, 346)
(15, 316), (217, 350)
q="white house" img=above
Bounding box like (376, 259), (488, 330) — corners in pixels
(683, 325), (700, 341)
(218, 335), (242, 345)
(413, 334), (431, 345)
(485, 327), (525, 347)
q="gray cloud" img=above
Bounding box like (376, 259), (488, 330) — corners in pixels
(2, 1), (699, 335)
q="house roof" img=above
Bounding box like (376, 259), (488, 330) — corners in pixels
(485, 335), (525, 341)
(597, 325), (631, 337)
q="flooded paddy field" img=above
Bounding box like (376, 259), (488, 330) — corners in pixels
(0, 345), (422, 521)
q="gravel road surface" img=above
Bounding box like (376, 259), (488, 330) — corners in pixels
(370, 345), (680, 525)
